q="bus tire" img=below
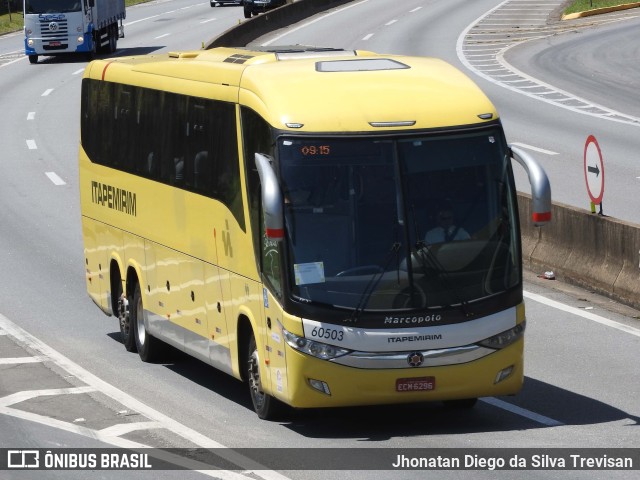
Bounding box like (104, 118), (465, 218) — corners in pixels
(118, 281), (136, 352)
(131, 282), (164, 362)
(247, 333), (285, 420)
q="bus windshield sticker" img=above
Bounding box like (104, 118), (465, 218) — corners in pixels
(294, 262), (325, 285)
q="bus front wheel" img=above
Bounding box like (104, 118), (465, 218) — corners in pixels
(246, 333), (285, 420)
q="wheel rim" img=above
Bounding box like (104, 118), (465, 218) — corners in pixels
(248, 347), (265, 410)
(136, 294), (146, 346)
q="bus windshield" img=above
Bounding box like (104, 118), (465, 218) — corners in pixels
(278, 128), (520, 312)
(25, 0), (82, 14)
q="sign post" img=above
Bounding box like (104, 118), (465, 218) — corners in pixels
(583, 135), (605, 215)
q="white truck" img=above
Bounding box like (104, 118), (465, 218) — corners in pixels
(24, 0), (125, 64)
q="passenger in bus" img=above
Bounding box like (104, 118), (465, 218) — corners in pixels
(425, 207), (470, 244)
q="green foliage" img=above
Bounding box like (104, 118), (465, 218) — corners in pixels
(564, 0), (635, 15)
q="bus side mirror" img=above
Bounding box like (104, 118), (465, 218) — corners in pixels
(510, 145), (552, 227)
(255, 153), (284, 241)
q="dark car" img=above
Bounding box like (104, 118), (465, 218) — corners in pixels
(210, 0), (242, 7)
(243, 0), (287, 18)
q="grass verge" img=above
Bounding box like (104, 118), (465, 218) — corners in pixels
(564, 0), (638, 15)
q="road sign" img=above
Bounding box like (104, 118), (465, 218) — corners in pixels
(584, 135), (605, 205)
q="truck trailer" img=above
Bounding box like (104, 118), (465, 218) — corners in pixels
(24, 0), (125, 64)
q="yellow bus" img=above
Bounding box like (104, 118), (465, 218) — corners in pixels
(79, 46), (551, 419)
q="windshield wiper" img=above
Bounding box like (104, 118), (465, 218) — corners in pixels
(347, 242), (401, 323)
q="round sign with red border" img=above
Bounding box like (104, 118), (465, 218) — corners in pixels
(584, 135), (605, 205)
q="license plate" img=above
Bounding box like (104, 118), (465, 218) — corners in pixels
(396, 376), (436, 392)
(50, 42), (61, 47)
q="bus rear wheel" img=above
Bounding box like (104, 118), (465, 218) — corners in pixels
(246, 333), (285, 420)
(118, 282), (136, 352)
(131, 282), (164, 362)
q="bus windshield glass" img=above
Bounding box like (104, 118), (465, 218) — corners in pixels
(25, 0), (82, 14)
(278, 129), (520, 311)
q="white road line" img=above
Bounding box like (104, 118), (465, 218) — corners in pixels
(41, 88), (53, 97)
(261, 0), (370, 46)
(524, 290), (640, 337)
(410, 7), (422, 13)
(510, 142), (559, 156)
(98, 421), (164, 437)
(45, 171), (67, 186)
(27, 112), (35, 120)
(200, 18), (217, 24)
(26, 139), (37, 150)
(481, 397), (564, 427)
(385, 19), (398, 26)
(155, 33), (171, 39)
(0, 313), (291, 480)
(73, 68), (85, 75)
(362, 33), (374, 41)
(0, 387), (96, 408)
(0, 357), (44, 365)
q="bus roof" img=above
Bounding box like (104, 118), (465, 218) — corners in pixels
(85, 46), (498, 132)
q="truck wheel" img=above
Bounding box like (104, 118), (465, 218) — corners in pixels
(108, 26), (117, 54)
(244, 7), (252, 18)
(246, 333), (286, 420)
(28, 55), (38, 64)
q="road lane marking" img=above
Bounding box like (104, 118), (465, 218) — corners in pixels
(41, 89), (53, 96)
(27, 112), (35, 120)
(45, 171), (66, 185)
(510, 142), (559, 155)
(0, 313), (291, 480)
(385, 19), (398, 26)
(26, 140), (37, 150)
(155, 33), (171, 39)
(73, 68), (85, 75)
(362, 33), (374, 41)
(0, 356), (44, 365)
(524, 290), (640, 337)
(0, 387), (97, 408)
(98, 421), (164, 437)
(481, 397), (564, 427)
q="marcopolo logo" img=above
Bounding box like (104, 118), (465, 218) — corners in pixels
(384, 314), (442, 325)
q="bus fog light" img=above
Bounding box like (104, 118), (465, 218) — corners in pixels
(309, 379), (331, 395)
(495, 365), (514, 384)
(77, 36), (84, 45)
(28, 39), (34, 47)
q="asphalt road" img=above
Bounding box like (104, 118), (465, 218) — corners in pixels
(0, 1), (638, 479)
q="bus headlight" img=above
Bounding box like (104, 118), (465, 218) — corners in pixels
(282, 327), (351, 360)
(77, 36), (84, 45)
(477, 321), (525, 349)
(27, 39), (34, 47)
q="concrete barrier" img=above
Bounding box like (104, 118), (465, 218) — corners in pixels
(518, 192), (640, 310)
(205, 0), (356, 49)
